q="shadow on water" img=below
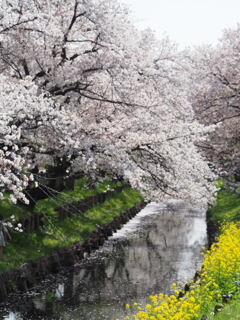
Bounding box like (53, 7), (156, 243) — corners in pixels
(0, 200), (207, 320)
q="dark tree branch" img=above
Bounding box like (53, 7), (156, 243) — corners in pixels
(0, 17), (38, 33)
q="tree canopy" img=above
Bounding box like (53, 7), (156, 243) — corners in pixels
(0, 0), (222, 205)
(188, 25), (240, 179)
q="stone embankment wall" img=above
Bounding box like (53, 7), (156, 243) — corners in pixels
(0, 200), (145, 302)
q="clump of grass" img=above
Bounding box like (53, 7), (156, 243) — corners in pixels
(0, 196), (32, 220)
(0, 232), (52, 272)
(208, 300), (240, 320)
(208, 184), (240, 224)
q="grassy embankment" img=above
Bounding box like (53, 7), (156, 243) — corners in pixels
(0, 177), (143, 272)
(122, 182), (240, 320)
(208, 182), (240, 225)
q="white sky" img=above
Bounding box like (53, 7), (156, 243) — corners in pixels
(121, 0), (240, 48)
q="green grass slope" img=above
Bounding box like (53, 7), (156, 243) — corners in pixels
(0, 184), (143, 272)
(208, 185), (240, 225)
(207, 183), (240, 319)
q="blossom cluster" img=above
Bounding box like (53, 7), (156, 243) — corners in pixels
(3, 215), (23, 232)
(0, 75), (82, 203)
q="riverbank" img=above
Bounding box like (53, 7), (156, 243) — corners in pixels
(0, 178), (145, 301)
(123, 183), (240, 320)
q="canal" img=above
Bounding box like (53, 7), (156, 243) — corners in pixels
(0, 200), (207, 320)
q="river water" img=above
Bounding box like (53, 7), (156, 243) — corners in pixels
(0, 200), (207, 320)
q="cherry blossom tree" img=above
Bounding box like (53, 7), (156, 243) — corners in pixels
(0, 0), (216, 205)
(0, 75), (83, 203)
(188, 25), (240, 181)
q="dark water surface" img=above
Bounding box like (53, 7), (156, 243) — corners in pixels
(0, 201), (207, 320)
